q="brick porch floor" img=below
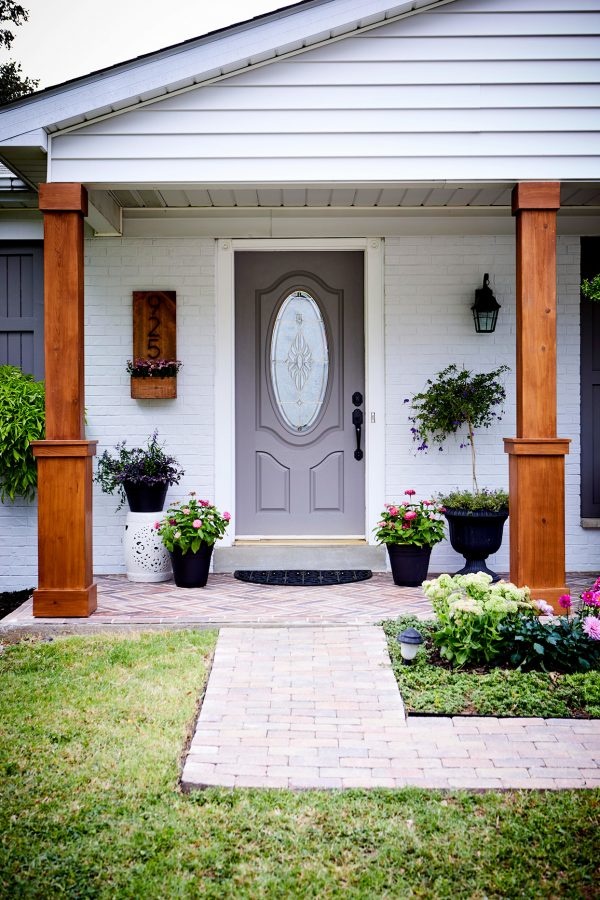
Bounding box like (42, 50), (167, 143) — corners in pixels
(1, 572), (594, 632)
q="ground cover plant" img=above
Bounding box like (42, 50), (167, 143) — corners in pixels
(383, 616), (600, 718)
(0, 632), (597, 898)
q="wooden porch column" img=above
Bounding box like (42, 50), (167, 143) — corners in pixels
(504, 182), (570, 611)
(32, 183), (97, 617)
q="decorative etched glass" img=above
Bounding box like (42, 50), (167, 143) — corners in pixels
(270, 290), (329, 431)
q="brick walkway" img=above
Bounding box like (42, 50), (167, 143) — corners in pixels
(181, 625), (600, 791)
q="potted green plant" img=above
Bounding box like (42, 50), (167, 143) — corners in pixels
(374, 490), (446, 586)
(155, 494), (231, 587)
(407, 364), (510, 581)
(0, 365), (45, 502)
(94, 430), (184, 512)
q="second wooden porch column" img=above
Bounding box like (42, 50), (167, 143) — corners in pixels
(504, 182), (570, 611)
(32, 183), (97, 617)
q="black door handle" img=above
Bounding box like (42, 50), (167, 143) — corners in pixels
(352, 408), (363, 461)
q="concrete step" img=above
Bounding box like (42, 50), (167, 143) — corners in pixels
(213, 543), (387, 572)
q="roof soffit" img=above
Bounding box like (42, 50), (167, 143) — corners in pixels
(0, 0), (457, 141)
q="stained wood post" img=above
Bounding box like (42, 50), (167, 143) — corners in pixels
(505, 182), (570, 611)
(32, 184), (97, 617)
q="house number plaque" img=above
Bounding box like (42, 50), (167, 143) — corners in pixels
(131, 291), (177, 399)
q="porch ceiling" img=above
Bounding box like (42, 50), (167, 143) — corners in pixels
(110, 182), (600, 211)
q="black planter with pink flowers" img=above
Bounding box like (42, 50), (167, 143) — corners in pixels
(169, 542), (214, 588)
(386, 544), (432, 587)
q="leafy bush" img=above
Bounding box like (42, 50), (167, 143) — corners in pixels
(498, 615), (600, 674)
(498, 577), (600, 674)
(422, 572), (535, 667)
(581, 273), (600, 302)
(94, 431), (183, 509)
(438, 488), (509, 512)
(0, 365), (45, 502)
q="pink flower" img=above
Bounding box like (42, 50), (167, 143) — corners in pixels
(423, 500), (432, 506)
(582, 616), (600, 640)
(404, 489), (416, 497)
(169, 518), (177, 525)
(223, 512), (231, 521)
(378, 521), (386, 528)
(558, 594), (572, 609)
(594, 576), (600, 590)
(154, 521), (160, 530)
(582, 591), (600, 607)
(193, 519), (202, 529)
(182, 508), (190, 515)
(199, 499), (210, 507)
(402, 524), (410, 530)
(404, 510), (417, 521)
(388, 506), (398, 516)
(439, 506), (446, 514)
(534, 599), (555, 617)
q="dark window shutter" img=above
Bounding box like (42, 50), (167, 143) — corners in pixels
(580, 236), (600, 518)
(0, 242), (44, 379)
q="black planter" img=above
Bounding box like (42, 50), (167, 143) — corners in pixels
(169, 542), (214, 588)
(123, 481), (168, 513)
(386, 543), (432, 587)
(444, 508), (509, 582)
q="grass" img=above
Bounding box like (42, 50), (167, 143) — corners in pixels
(0, 632), (598, 898)
(383, 617), (600, 718)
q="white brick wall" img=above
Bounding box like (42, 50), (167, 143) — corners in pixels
(1, 230), (597, 588)
(86, 236), (216, 574)
(384, 233), (599, 574)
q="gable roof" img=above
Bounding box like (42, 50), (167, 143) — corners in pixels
(0, 0), (455, 142)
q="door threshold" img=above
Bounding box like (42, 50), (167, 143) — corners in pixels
(235, 538), (367, 546)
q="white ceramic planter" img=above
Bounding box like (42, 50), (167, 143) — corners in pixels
(123, 511), (171, 583)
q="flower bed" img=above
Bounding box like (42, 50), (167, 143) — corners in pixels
(383, 574), (600, 718)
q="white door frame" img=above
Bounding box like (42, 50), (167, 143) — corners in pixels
(215, 237), (385, 546)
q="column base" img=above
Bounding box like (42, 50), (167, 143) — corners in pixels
(503, 437), (570, 609)
(33, 584), (98, 618)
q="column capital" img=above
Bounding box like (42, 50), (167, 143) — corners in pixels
(39, 183), (88, 215)
(511, 182), (560, 215)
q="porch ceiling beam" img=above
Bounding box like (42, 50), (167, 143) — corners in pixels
(87, 189), (122, 235)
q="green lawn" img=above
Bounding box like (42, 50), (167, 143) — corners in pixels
(383, 618), (600, 718)
(0, 632), (598, 899)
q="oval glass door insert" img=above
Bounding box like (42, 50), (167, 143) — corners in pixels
(270, 290), (329, 431)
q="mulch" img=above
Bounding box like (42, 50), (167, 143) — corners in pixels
(0, 590), (33, 620)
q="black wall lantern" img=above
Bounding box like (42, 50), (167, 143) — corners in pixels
(472, 273), (501, 333)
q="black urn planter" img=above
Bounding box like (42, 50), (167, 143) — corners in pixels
(123, 481), (168, 513)
(169, 542), (214, 588)
(444, 508), (508, 582)
(386, 543), (432, 587)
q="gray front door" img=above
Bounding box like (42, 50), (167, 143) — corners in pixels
(235, 251), (365, 536)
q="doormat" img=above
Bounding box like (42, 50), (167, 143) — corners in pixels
(234, 570), (373, 586)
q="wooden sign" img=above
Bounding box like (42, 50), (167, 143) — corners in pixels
(131, 291), (177, 398)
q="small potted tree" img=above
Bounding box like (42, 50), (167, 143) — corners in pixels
(374, 490), (446, 586)
(94, 431), (184, 512)
(156, 494), (231, 587)
(407, 364), (509, 581)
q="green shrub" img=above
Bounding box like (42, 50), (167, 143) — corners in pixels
(0, 365), (45, 502)
(422, 572), (535, 667)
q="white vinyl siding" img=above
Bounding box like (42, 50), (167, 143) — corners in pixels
(50, 0), (600, 184)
